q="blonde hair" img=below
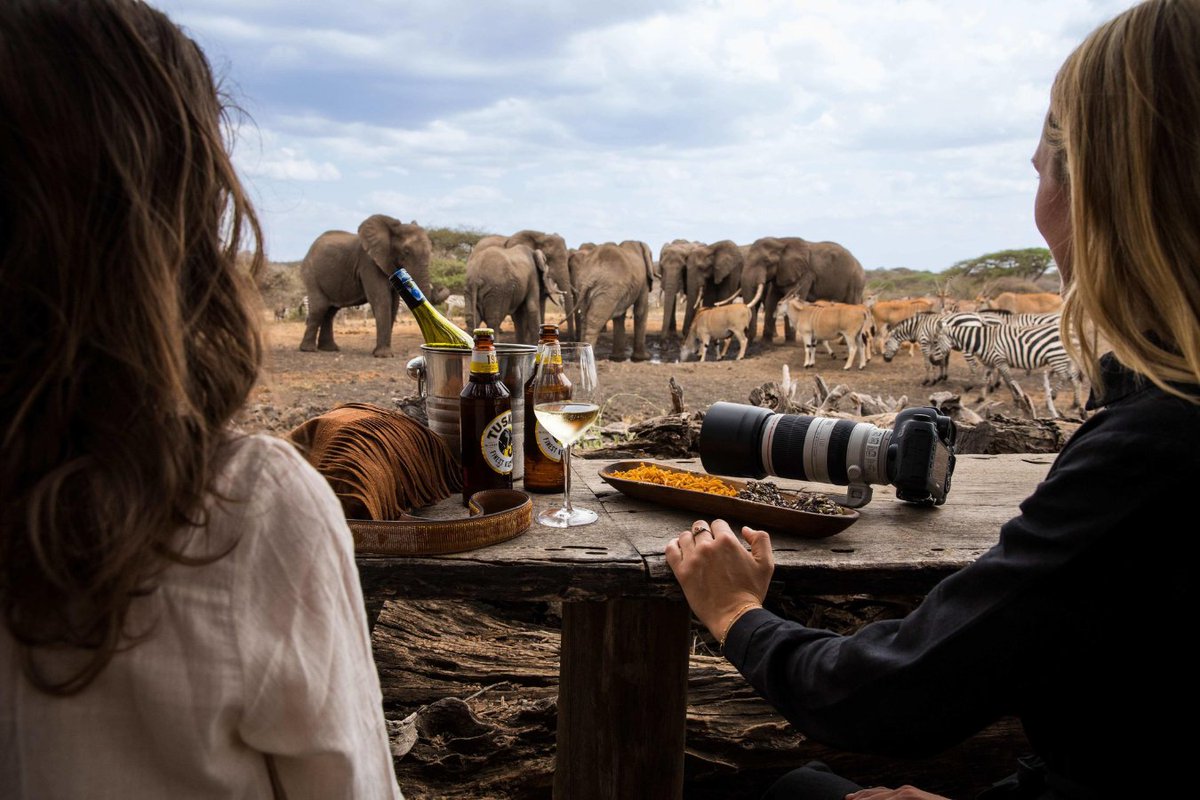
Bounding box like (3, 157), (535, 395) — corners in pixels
(1046, 0), (1200, 401)
(0, 0), (263, 693)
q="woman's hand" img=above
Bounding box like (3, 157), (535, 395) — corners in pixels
(665, 519), (774, 642)
(846, 787), (951, 800)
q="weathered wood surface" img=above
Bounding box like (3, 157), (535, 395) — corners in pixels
(579, 453), (1054, 595)
(357, 454), (1053, 604)
(362, 456), (1049, 797)
(377, 599), (1029, 800)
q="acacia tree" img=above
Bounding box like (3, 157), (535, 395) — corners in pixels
(944, 248), (1057, 282)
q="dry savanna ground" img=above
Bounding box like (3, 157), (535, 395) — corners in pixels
(239, 307), (1087, 436)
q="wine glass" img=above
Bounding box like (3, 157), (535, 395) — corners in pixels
(531, 341), (600, 527)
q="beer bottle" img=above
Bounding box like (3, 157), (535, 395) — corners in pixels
(389, 268), (474, 349)
(523, 324), (570, 493)
(459, 327), (513, 503)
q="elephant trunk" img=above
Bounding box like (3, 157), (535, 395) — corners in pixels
(745, 282), (765, 309)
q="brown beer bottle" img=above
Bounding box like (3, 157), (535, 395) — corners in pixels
(459, 327), (513, 504)
(523, 324), (570, 493)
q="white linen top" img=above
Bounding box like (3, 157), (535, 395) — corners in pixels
(0, 434), (402, 799)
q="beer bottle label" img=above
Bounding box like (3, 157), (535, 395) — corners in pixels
(535, 421), (563, 462)
(471, 350), (499, 374)
(480, 411), (514, 474)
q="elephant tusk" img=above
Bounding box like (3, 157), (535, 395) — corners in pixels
(746, 282), (764, 309)
(714, 288), (742, 306)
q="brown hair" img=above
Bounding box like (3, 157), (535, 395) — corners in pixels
(0, 0), (264, 693)
(1047, 0), (1200, 399)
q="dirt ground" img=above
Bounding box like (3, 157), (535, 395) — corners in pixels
(237, 310), (1086, 436)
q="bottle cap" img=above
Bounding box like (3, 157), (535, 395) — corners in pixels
(473, 327), (495, 337)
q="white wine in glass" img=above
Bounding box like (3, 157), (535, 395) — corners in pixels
(532, 341), (599, 527)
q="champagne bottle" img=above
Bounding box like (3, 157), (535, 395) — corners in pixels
(523, 324), (569, 493)
(459, 327), (514, 504)
(388, 268), (474, 349)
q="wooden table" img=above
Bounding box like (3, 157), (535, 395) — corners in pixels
(356, 453), (1054, 800)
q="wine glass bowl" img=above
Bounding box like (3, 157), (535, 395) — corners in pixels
(531, 342), (600, 527)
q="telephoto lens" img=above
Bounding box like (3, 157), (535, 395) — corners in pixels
(699, 402), (957, 508)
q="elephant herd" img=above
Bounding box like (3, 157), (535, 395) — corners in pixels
(296, 213), (866, 361)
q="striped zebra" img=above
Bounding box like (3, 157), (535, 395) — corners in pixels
(883, 311), (991, 384)
(979, 309), (1061, 328)
(881, 312), (944, 384)
(930, 321), (1083, 418)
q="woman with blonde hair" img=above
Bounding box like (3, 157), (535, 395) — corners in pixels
(0, 1), (400, 796)
(667, 1), (1199, 797)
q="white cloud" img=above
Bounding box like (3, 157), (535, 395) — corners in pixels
(162, 0), (1136, 267)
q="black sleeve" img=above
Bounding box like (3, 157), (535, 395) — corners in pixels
(722, 422), (1171, 757)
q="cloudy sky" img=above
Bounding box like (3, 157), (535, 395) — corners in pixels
(155, 0), (1133, 270)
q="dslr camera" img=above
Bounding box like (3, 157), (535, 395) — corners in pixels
(699, 402), (957, 508)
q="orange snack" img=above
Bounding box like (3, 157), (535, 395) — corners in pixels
(611, 464), (737, 496)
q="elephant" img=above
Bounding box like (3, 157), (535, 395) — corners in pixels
(298, 214), (438, 358)
(740, 237), (866, 343)
(656, 239), (701, 337)
(682, 240), (744, 337)
(569, 240), (655, 361)
(465, 243), (556, 343)
(463, 231), (574, 341)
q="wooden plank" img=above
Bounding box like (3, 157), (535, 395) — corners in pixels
(355, 485), (648, 602)
(577, 454), (1054, 595)
(554, 598), (691, 800)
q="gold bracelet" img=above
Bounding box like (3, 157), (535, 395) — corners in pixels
(718, 602), (762, 650)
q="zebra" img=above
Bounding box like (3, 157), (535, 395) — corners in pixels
(979, 309), (1061, 328)
(881, 312), (944, 384)
(883, 311), (992, 385)
(930, 320), (1083, 418)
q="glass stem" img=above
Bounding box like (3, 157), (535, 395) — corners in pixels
(561, 444), (574, 513)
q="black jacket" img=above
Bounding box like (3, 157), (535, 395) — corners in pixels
(724, 354), (1198, 797)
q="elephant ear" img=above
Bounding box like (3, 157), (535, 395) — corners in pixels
(779, 240), (812, 289)
(713, 242), (741, 284)
(359, 215), (397, 272)
(637, 241), (654, 291)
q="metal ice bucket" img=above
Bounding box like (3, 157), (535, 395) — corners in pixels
(406, 343), (537, 480)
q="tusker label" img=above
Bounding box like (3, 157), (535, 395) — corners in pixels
(480, 411), (513, 474)
(535, 421), (563, 462)
(470, 352), (499, 374)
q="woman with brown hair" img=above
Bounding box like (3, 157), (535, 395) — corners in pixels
(0, 1), (400, 796)
(667, 1), (1200, 797)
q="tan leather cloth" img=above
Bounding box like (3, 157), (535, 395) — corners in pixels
(288, 402), (461, 520)
(288, 403), (531, 555)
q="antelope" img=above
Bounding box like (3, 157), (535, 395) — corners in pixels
(679, 303), (751, 362)
(979, 291), (1062, 314)
(866, 296), (935, 356)
(783, 299), (872, 370)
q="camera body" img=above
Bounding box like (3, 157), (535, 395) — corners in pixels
(699, 402), (957, 508)
(888, 407), (956, 505)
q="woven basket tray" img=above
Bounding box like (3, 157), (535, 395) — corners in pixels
(348, 489), (532, 556)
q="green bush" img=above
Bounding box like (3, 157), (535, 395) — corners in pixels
(864, 268), (942, 299)
(430, 257), (467, 294)
(427, 226), (493, 260)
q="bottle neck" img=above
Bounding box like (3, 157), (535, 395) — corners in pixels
(470, 345), (499, 377)
(390, 269), (425, 311)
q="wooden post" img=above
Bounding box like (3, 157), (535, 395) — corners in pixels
(554, 598), (691, 800)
